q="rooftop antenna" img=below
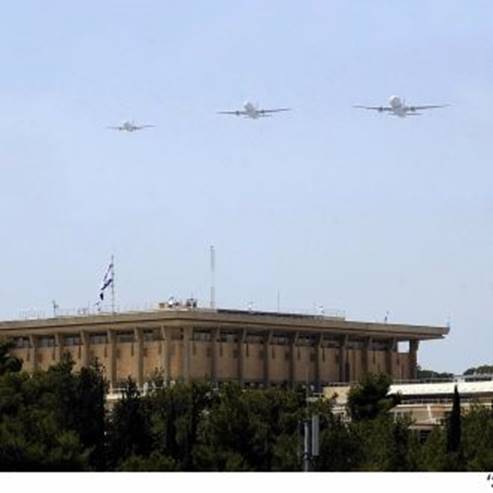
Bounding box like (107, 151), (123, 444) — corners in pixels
(210, 245), (215, 309)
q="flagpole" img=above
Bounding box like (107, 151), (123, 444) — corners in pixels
(111, 254), (115, 314)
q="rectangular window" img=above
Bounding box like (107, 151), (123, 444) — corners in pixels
(117, 332), (135, 343)
(89, 334), (107, 345)
(143, 329), (158, 342)
(193, 331), (211, 342)
(64, 335), (81, 346)
(14, 337), (30, 348)
(39, 336), (55, 348)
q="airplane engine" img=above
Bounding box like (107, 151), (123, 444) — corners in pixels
(409, 106), (416, 112)
(389, 95), (402, 108)
(378, 107), (384, 112)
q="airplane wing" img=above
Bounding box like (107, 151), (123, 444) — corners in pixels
(106, 126), (123, 130)
(408, 104), (449, 111)
(135, 125), (156, 129)
(217, 110), (247, 116)
(258, 108), (291, 114)
(353, 105), (393, 112)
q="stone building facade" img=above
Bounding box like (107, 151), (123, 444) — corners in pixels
(0, 308), (448, 391)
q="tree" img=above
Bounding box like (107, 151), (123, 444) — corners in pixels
(463, 365), (493, 376)
(447, 385), (461, 453)
(0, 339), (22, 375)
(416, 366), (453, 380)
(107, 377), (153, 468)
(347, 373), (400, 421)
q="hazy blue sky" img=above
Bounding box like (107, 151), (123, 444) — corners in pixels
(1, 1), (492, 372)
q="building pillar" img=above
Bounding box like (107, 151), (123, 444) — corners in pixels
(134, 328), (144, 388)
(289, 332), (299, 389)
(211, 327), (220, 386)
(238, 329), (246, 387)
(385, 338), (397, 378)
(339, 335), (348, 382)
(362, 336), (372, 375)
(314, 334), (323, 393)
(80, 331), (90, 368)
(107, 330), (117, 390)
(182, 326), (192, 384)
(409, 340), (419, 380)
(29, 335), (38, 371)
(160, 326), (171, 385)
(54, 333), (64, 362)
(263, 331), (273, 387)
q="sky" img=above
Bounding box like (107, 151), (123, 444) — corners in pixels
(0, 1), (492, 373)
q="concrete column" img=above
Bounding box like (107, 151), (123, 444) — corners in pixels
(385, 338), (397, 378)
(107, 330), (117, 390)
(182, 326), (192, 384)
(29, 335), (38, 371)
(263, 330), (273, 387)
(289, 332), (299, 389)
(160, 326), (171, 385)
(80, 331), (90, 368)
(134, 328), (144, 388)
(211, 327), (220, 386)
(339, 335), (348, 382)
(314, 334), (323, 393)
(409, 340), (419, 380)
(54, 333), (64, 362)
(238, 329), (246, 387)
(362, 336), (372, 375)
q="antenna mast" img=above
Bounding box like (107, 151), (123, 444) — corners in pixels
(210, 245), (215, 309)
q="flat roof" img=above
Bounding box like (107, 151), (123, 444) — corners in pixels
(0, 306), (449, 341)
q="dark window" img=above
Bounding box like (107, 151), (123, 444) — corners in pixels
(64, 335), (80, 346)
(143, 329), (158, 342)
(14, 337), (29, 348)
(117, 332), (135, 343)
(90, 334), (107, 345)
(39, 336), (55, 348)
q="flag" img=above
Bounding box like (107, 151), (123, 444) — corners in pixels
(99, 260), (114, 301)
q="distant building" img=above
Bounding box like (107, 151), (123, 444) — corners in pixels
(0, 305), (448, 391)
(325, 375), (493, 431)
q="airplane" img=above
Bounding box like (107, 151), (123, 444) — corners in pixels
(353, 95), (448, 118)
(217, 101), (291, 119)
(107, 120), (156, 132)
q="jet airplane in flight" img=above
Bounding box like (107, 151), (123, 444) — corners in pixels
(107, 120), (155, 132)
(354, 96), (448, 118)
(218, 101), (291, 119)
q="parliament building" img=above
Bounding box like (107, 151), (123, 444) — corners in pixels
(0, 307), (448, 391)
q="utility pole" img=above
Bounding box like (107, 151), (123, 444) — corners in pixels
(300, 413), (320, 472)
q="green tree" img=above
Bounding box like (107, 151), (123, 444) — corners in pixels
(347, 373), (400, 421)
(447, 385), (461, 454)
(463, 365), (493, 376)
(0, 339), (22, 375)
(107, 377), (153, 468)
